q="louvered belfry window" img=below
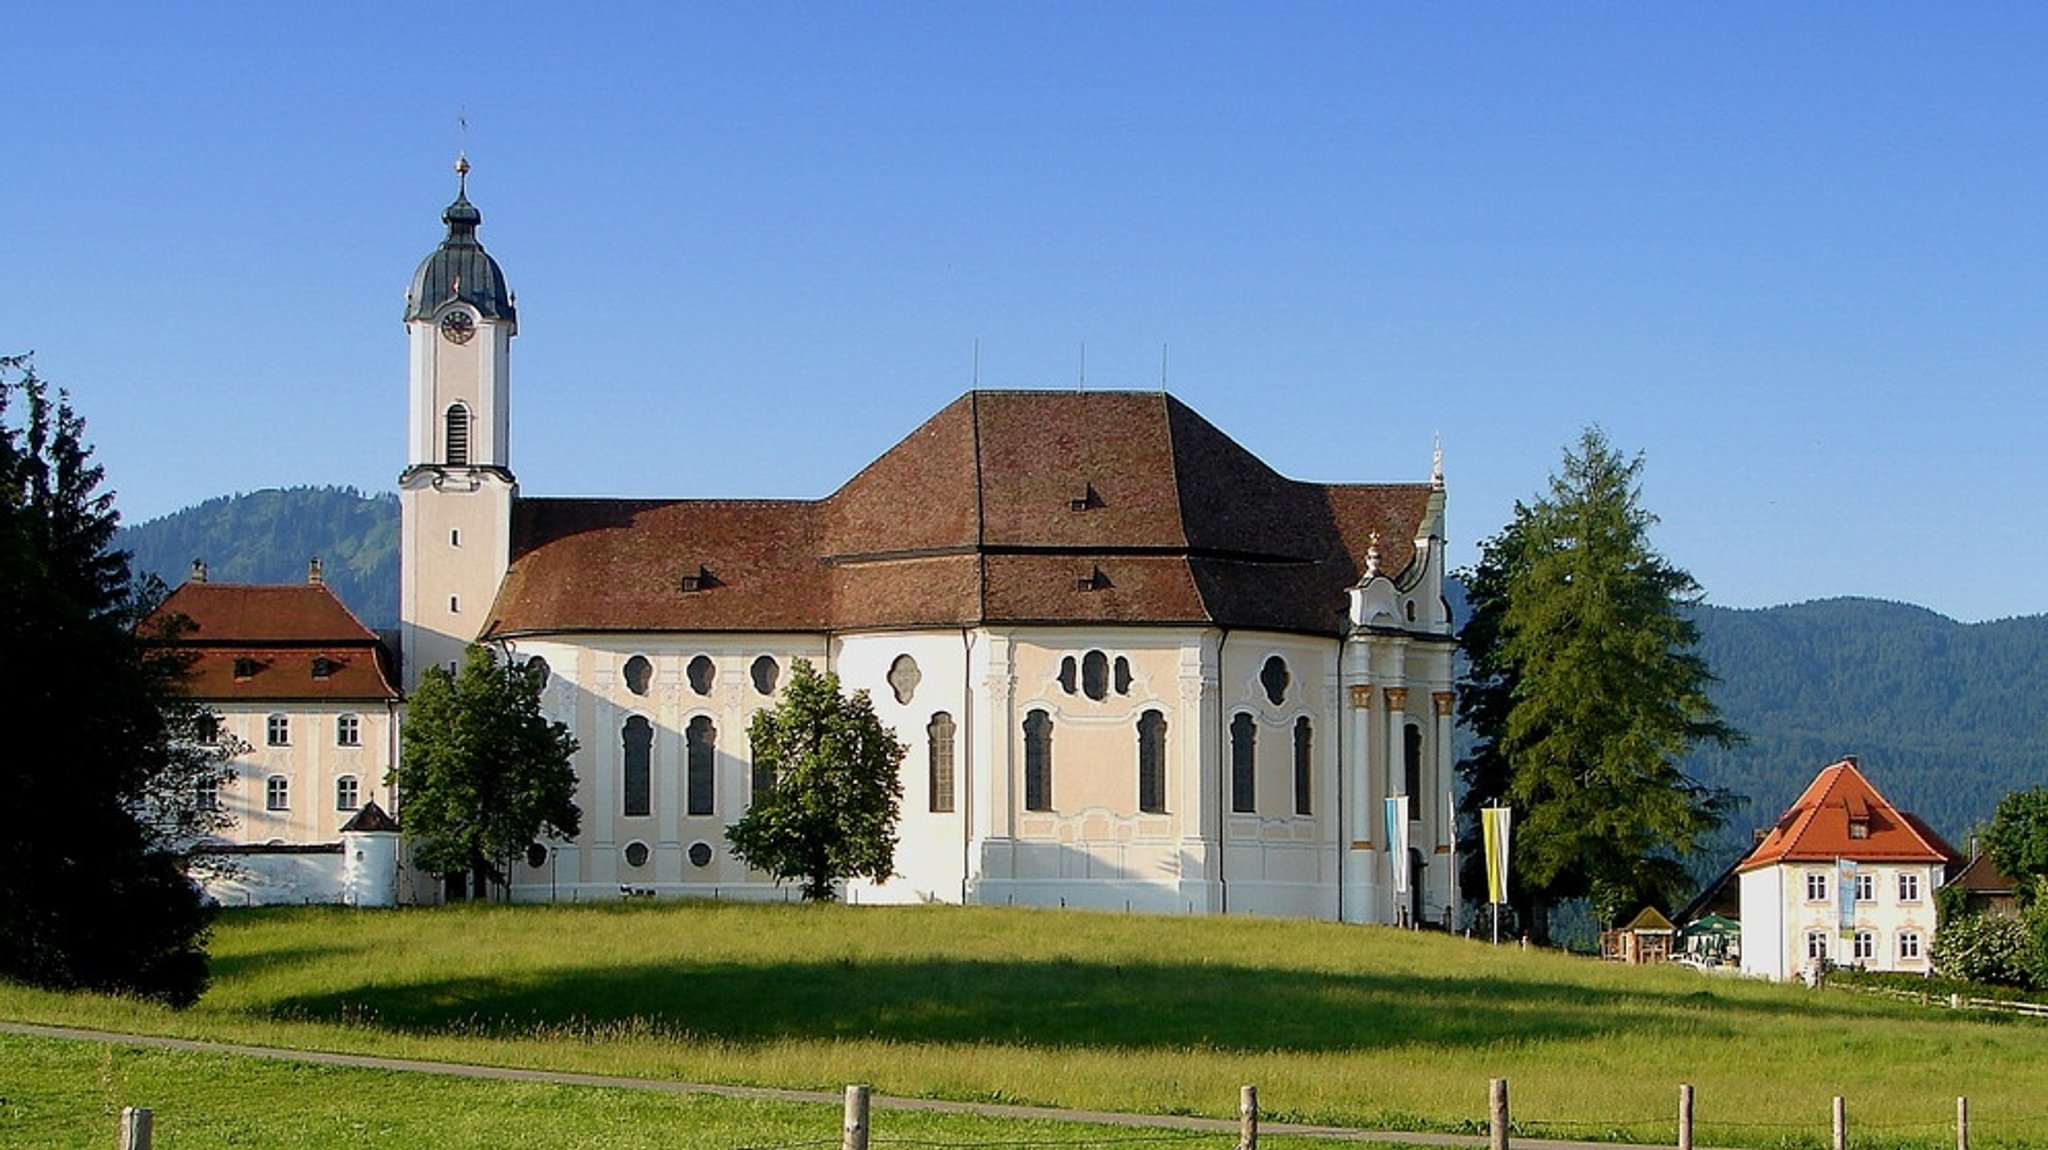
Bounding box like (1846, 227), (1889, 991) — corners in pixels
(445, 403), (471, 465)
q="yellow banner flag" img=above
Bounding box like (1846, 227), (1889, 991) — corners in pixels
(1482, 806), (1512, 905)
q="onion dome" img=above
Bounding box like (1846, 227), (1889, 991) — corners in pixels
(406, 155), (516, 325)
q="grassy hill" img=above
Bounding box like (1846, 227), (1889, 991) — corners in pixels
(2, 902), (2043, 1149)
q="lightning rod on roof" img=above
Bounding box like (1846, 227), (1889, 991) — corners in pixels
(973, 338), (980, 388)
(1160, 343), (1168, 392)
(1079, 341), (1086, 391)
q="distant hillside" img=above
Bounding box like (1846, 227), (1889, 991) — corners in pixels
(118, 486), (398, 629)
(1685, 597), (2048, 865)
(119, 489), (2044, 861)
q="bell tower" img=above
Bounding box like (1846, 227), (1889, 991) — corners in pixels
(399, 155), (518, 688)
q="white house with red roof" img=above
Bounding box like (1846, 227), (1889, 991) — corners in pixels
(145, 562), (404, 905)
(395, 161), (1457, 920)
(1737, 757), (1960, 981)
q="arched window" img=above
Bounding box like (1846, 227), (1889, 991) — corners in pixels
(336, 713), (361, 747)
(1230, 713), (1257, 813)
(622, 716), (653, 817)
(335, 775), (360, 811)
(623, 655), (653, 696)
(1137, 710), (1167, 813)
(1260, 656), (1290, 706)
(1023, 710), (1053, 811)
(444, 403), (471, 466)
(750, 731), (776, 802)
(687, 716), (716, 816)
(1081, 650), (1109, 701)
(750, 655), (780, 695)
(265, 775), (289, 811)
(266, 714), (290, 746)
(928, 712), (956, 813)
(1293, 716), (1313, 816)
(687, 654), (715, 696)
(526, 655), (550, 687)
(1403, 723), (1423, 800)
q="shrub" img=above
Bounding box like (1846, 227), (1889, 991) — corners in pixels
(1933, 912), (2037, 989)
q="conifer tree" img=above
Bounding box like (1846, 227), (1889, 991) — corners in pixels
(0, 355), (228, 1006)
(1458, 428), (1738, 939)
(395, 644), (580, 899)
(726, 659), (904, 901)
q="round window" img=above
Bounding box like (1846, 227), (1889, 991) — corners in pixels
(622, 840), (650, 868)
(524, 842), (549, 869)
(688, 841), (713, 868)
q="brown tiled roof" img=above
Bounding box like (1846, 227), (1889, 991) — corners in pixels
(486, 391), (1436, 639)
(1738, 759), (1961, 872)
(1949, 852), (2017, 894)
(144, 582), (399, 702)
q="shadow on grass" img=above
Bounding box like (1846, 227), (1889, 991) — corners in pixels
(257, 955), (1807, 1053)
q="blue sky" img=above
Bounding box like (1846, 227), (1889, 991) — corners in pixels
(5, 6), (2044, 621)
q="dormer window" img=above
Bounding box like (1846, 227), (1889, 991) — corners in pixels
(1069, 483), (1104, 511)
(311, 656), (335, 680)
(233, 657), (258, 680)
(679, 565), (716, 592)
(1848, 820), (1870, 839)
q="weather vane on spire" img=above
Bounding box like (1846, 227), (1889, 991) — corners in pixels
(455, 110), (471, 195)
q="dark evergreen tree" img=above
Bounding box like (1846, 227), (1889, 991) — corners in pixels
(726, 659), (904, 902)
(1458, 428), (1739, 940)
(395, 643), (580, 899)
(0, 355), (227, 1006)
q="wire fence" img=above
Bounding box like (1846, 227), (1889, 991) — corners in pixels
(109, 1079), (2048, 1150)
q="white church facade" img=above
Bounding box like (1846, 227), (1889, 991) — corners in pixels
(398, 164), (1457, 923)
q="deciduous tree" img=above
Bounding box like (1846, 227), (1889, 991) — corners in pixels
(726, 658), (904, 902)
(1457, 428), (1739, 940)
(0, 354), (231, 1006)
(395, 643), (580, 899)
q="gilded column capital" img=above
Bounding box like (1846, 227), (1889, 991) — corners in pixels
(1383, 686), (1410, 710)
(1432, 691), (1455, 717)
(1348, 684), (1374, 709)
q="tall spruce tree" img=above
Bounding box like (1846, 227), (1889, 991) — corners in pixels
(0, 355), (228, 1006)
(726, 659), (904, 902)
(1457, 428), (1738, 940)
(395, 643), (581, 899)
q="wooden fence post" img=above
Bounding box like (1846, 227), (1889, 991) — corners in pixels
(1238, 1085), (1258, 1150)
(1833, 1096), (1846, 1150)
(1678, 1084), (1693, 1150)
(1957, 1096), (1968, 1150)
(1490, 1078), (1509, 1150)
(118, 1107), (152, 1150)
(843, 1085), (870, 1150)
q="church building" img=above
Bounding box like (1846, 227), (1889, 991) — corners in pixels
(399, 162), (1456, 923)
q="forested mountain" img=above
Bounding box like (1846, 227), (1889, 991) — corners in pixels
(1685, 598), (2048, 867)
(119, 489), (2044, 865)
(118, 487), (399, 629)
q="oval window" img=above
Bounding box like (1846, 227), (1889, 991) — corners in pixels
(1260, 655), (1290, 706)
(888, 654), (921, 705)
(687, 654), (715, 696)
(623, 655), (653, 696)
(622, 840), (651, 868)
(688, 841), (714, 868)
(751, 655), (780, 695)
(525, 842), (549, 869)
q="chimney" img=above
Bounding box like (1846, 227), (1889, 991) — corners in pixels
(307, 557), (324, 586)
(190, 558), (207, 584)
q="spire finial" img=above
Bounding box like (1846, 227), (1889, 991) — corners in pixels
(1431, 432), (1444, 489)
(1365, 532), (1383, 578)
(455, 152), (470, 197)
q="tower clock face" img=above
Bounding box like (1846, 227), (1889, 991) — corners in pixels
(439, 311), (476, 345)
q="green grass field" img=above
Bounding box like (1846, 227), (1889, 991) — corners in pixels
(2, 901), (2043, 1149)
